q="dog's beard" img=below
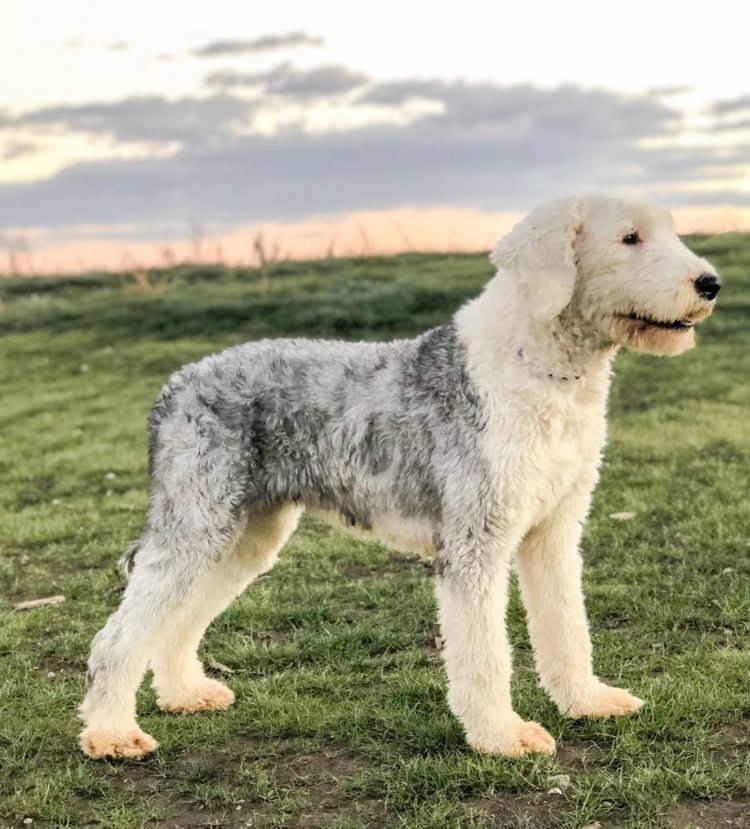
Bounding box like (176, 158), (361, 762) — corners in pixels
(609, 316), (696, 356)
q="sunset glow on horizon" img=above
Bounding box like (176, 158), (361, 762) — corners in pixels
(7, 203), (750, 276)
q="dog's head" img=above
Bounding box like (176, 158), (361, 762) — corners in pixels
(491, 194), (720, 356)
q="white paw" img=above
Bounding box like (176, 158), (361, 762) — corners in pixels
(157, 678), (235, 713)
(466, 718), (556, 757)
(563, 683), (643, 719)
(79, 724), (158, 760)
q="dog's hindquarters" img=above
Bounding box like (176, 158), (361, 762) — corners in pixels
(79, 374), (300, 758)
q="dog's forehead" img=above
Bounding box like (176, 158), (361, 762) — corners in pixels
(628, 202), (674, 233)
(583, 197), (674, 235)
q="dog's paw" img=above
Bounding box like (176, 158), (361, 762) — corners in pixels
(564, 683), (643, 719)
(79, 725), (158, 760)
(467, 719), (556, 757)
(157, 679), (235, 714)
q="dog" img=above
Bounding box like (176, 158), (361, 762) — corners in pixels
(79, 194), (720, 759)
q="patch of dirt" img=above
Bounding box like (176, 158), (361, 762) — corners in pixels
(245, 628), (293, 645)
(104, 737), (385, 829)
(556, 739), (610, 772)
(34, 651), (87, 676)
(664, 796), (750, 828)
(465, 792), (626, 828)
(718, 723), (749, 750)
(95, 760), (213, 829)
(271, 765), (384, 829)
(465, 794), (566, 827)
(271, 745), (367, 787)
(706, 723), (750, 768)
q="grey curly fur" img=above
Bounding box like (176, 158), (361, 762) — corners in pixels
(131, 322), (493, 574)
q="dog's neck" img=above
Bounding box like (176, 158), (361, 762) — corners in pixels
(455, 277), (616, 388)
(515, 311), (615, 383)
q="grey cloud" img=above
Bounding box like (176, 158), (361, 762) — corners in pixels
(1, 140), (42, 160)
(357, 79), (448, 107)
(711, 95), (750, 115)
(655, 185), (750, 208)
(647, 85), (691, 97)
(206, 63), (369, 97)
(4, 95), (256, 145)
(358, 79), (678, 136)
(192, 32), (323, 57)
(709, 117), (750, 132)
(0, 79), (746, 232)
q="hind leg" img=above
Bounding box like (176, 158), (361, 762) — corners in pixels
(150, 504), (303, 713)
(78, 526), (241, 759)
(79, 399), (254, 759)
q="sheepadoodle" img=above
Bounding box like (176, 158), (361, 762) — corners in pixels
(79, 194), (721, 759)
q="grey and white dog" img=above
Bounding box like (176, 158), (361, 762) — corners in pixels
(79, 194), (720, 759)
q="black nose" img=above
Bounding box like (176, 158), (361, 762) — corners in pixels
(694, 273), (721, 300)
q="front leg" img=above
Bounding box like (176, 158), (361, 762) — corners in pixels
(515, 485), (643, 718)
(435, 546), (555, 756)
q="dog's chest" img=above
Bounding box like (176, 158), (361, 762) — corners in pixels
(492, 394), (603, 528)
(525, 425), (584, 514)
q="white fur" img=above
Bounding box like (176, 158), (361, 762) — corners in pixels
(440, 194), (716, 753)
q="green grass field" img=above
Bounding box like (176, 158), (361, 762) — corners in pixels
(1, 240), (749, 829)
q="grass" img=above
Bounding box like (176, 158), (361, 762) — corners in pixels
(0, 239), (749, 829)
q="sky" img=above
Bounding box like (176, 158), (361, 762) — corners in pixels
(1, 0), (749, 273)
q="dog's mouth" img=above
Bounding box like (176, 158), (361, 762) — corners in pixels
(616, 312), (695, 331)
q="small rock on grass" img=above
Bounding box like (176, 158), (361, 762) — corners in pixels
(548, 773), (571, 790)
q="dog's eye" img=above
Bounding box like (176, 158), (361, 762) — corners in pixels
(622, 232), (641, 245)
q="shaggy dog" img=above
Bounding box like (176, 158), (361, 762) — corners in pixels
(79, 194), (720, 759)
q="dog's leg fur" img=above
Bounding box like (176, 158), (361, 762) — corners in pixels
(435, 545), (556, 757)
(150, 505), (302, 713)
(79, 403), (259, 759)
(516, 484), (643, 718)
(78, 532), (219, 760)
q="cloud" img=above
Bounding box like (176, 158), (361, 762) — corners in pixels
(0, 74), (746, 232)
(205, 63), (369, 97)
(109, 41), (129, 51)
(2, 95), (257, 145)
(709, 117), (750, 133)
(647, 85), (692, 98)
(711, 95), (750, 115)
(192, 31), (323, 57)
(357, 79), (678, 136)
(1, 140), (42, 160)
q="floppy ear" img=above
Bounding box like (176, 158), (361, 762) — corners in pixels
(490, 196), (583, 320)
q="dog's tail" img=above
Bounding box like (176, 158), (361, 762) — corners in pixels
(118, 371), (188, 580)
(120, 539), (141, 578)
